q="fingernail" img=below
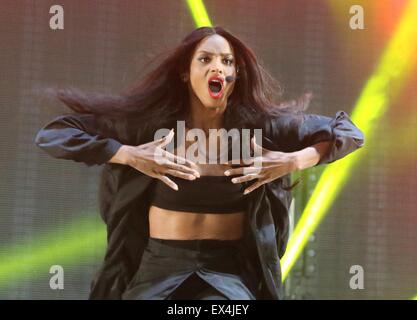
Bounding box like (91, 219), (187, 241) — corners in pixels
(190, 176), (196, 180)
(173, 185), (178, 191)
(195, 171), (200, 178)
(243, 189), (249, 195)
(224, 170), (230, 176)
(231, 178), (237, 183)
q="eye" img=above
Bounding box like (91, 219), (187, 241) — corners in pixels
(198, 56), (234, 66)
(223, 58), (234, 66)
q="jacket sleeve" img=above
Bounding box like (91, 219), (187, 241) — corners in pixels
(34, 113), (130, 166)
(266, 110), (365, 166)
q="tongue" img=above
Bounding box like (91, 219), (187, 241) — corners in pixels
(209, 82), (221, 93)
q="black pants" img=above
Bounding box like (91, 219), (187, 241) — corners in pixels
(122, 237), (256, 300)
(168, 273), (228, 300)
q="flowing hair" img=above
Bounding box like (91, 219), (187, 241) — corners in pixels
(45, 26), (311, 189)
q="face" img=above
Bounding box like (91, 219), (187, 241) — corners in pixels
(185, 34), (237, 110)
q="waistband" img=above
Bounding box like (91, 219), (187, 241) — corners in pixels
(147, 237), (242, 254)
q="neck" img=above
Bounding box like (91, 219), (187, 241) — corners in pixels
(187, 91), (225, 135)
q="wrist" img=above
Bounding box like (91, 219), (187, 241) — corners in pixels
(290, 144), (324, 171)
(108, 145), (132, 165)
(289, 151), (301, 171)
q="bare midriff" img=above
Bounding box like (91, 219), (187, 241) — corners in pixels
(149, 207), (246, 240)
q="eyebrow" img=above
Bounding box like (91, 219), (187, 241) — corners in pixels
(197, 50), (234, 56)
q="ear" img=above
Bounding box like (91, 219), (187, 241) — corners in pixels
(180, 73), (189, 82)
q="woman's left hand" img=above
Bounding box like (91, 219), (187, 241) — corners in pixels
(224, 135), (298, 195)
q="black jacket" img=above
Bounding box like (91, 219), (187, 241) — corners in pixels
(34, 110), (364, 299)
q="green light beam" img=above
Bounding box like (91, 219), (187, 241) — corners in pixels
(0, 0), (215, 289)
(0, 215), (106, 287)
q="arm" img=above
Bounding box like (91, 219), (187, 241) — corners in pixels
(267, 110), (365, 166)
(107, 145), (131, 165)
(35, 116), (200, 189)
(292, 140), (332, 170)
(34, 113), (131, 166)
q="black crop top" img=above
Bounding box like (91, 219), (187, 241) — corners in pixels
(151, 175), (247, 214)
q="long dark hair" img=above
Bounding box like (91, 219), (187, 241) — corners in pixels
(47, 26), (310, 189)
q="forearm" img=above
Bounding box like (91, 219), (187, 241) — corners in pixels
(292, 140), (332, 171)
(108, 145), (132, 165)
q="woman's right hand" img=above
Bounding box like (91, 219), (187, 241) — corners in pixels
(108, 129), (200, 190)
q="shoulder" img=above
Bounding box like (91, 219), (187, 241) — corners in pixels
(259, 111), (304, 151)
(97, 114), (154, 145)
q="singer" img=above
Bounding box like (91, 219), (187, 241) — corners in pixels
(34, 26), (364, 300)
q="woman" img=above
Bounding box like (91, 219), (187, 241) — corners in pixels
(35, 26), (364, 300)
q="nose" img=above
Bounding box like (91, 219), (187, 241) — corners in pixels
(210, 67), (223, 74)
(209, 59), (223, 74)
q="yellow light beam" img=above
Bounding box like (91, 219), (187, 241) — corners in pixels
(282, 0), (417, 280)
(186, 0), (213, 27)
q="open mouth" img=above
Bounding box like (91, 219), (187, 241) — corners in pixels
(208, 77), (224, 99)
